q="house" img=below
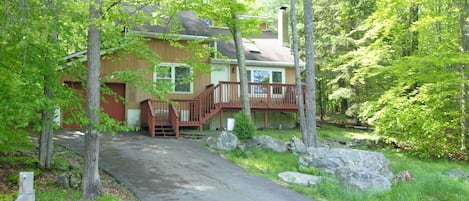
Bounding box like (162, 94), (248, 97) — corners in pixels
(61, 7), (304, 137)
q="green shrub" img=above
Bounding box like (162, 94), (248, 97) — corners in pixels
(233, 111), (256, 140)
(0, 193), (16, 201)
(52, 157), (70, 170)
(7, 169), (42, 185)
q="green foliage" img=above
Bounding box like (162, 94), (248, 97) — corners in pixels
(8, 169), (42, 185)
(361, 76), (466, 159)
(0, 193), (16, 201)
(298, 165), (319, 175)
(52, 157), (70, 171)
(233, 112), (256, 140)
(0, 129), (31, 154)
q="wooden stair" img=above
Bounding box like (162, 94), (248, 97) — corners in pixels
(153, 125), (176, 137)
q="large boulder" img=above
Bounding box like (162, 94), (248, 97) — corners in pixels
(246, 135), (287, 152)
(336, 167), (392, 194)
(300, 148), (394, 179)
(207, 131), (238, 151)
(299, 148), (393, 193)
(278, 171), (322, 186)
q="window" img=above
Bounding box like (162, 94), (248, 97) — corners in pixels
(244, 68), (284, 94)
(154, 64), (192, 93)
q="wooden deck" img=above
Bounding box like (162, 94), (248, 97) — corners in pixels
(140, 81), (304, 137)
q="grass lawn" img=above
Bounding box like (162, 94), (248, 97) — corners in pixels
(223, 125), (469, 201)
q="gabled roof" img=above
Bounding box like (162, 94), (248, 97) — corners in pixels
(141, 10), (212, 37)
(138, 8), (296, 65)
(65, 9), (298, 66)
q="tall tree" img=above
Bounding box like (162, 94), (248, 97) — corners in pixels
(303, 0), (318, 147)
(291, 0), (306, 136)
(345, 0), (468, 159)
(459, 0), (468, 150)
(229, 0), (251, 116)
(39, 0), (58, 170)
(83, 0), (102, 198)
(0, 0), (87, 162)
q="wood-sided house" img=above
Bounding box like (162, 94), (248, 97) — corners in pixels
(61, 8), (303, 137)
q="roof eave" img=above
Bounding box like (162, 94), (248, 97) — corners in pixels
(133, 31), (213, 41)
(210, 58), (305, 67)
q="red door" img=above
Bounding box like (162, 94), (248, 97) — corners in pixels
(63, 82), (125, 128)
(102, 83), (125, 123)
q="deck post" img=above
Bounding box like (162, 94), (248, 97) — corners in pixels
(219, 82), (223, 105)
(267, 83), (271, 108)
(219, 110), (224, 129)
(264, 111), (268, 129)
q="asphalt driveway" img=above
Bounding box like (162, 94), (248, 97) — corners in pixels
(55, 130), (314, 201)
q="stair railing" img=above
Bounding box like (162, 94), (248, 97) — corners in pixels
(140, 99), (156, 137)
(194, 83), (222, 122)
(168, 104), (179, 138)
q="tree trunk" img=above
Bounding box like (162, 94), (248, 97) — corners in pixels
(291, 0), (307, 135)
(317, 65), (324, 121)
(39, 78), (54, 169)
(338, 78), (348, 113)
(39, 0), (57, 170)
(410, 4), (419, 53)
(290, 0), (307, 136)
(83, 0), (102, 199)
(303, 0), (318, 147)
(461, 64), (467, 151)
(459, 0), (468, 150)
(230, 0), (251, 116)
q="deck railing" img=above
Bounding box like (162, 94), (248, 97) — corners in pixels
(217, 82), (299, 109)
(141, 82), (304, 137)
(170, 99), (201, 125)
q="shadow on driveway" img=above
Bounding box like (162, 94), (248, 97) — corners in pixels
(55, 130), (314, 201)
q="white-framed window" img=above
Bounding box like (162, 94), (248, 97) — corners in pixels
(154, 63), (193, 94)
(239, 67), (285, 95)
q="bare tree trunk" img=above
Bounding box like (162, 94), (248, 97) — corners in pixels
(410, 3), (419, 53)
(39, 0), (56, 170)
(291, 0), (306, 135)
(39, 77), (54, 169)
(230, 0), (251, 116)
(338, 78), (348, 113)
(83, 0), (102, 199)
(303, 0), (318, 147)
(460, 0), (468, 150)
(461, 64), (467, 151)
(318, 78), (325, 121)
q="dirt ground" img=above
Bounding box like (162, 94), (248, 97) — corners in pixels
(0, 138), (137, 201)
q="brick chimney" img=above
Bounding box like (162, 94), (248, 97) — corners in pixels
(278, 6), (288, 47)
